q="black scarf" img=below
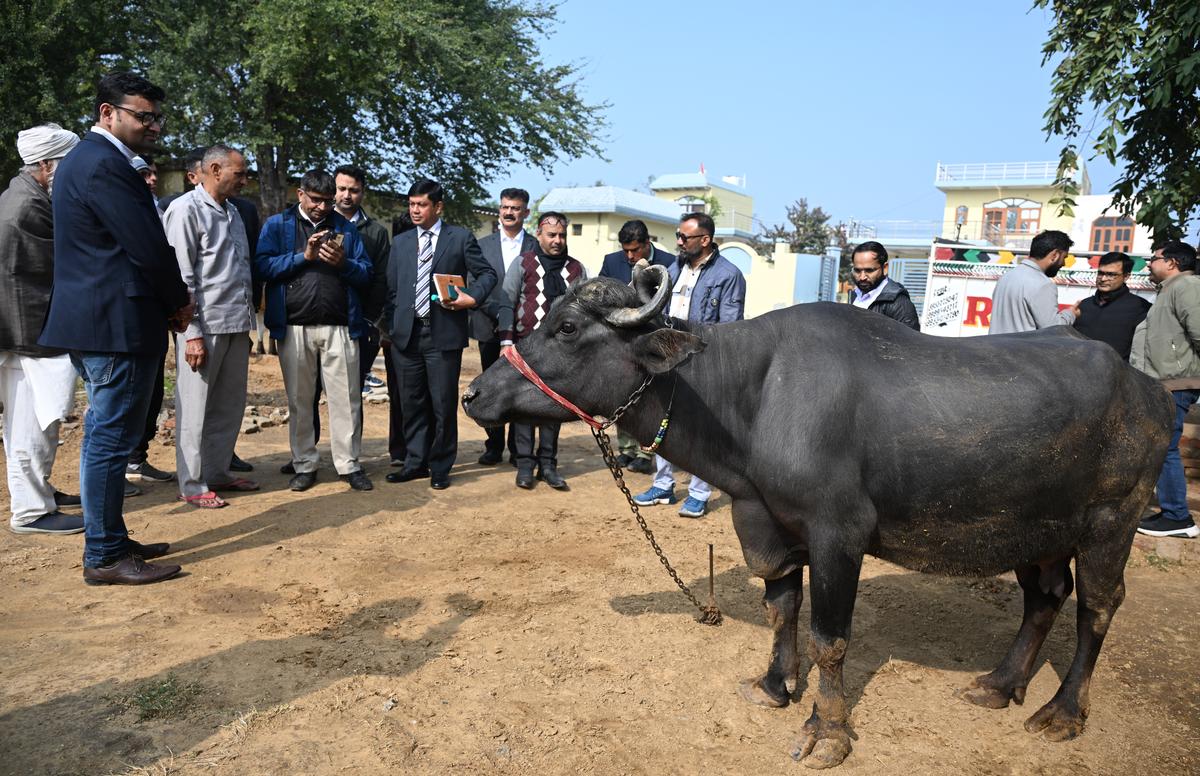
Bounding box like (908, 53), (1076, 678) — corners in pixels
(537, 246), (571, 298)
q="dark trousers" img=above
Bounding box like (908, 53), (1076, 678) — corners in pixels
(129, 349), (165, 465)
(512, 422), (560, 469)
(383, 343), (405, 461)
(477, 339), (516, 459)
(395, 323), (462, 478)
(358, 328), (381, 386)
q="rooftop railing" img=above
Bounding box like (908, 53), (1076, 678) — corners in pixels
(935, 161), (1060, 184)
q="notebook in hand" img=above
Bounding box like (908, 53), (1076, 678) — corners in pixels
(432, 273), (466, 301)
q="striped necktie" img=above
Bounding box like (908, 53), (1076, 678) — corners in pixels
(415, 230), (434, 317)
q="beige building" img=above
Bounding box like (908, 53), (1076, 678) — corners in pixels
(648, 172), (755, 240)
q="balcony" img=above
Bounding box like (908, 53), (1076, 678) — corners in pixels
(842, 219), (1038, 250)
(934, 161), (1064, 190)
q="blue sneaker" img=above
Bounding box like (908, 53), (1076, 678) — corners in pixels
(633, 485), (676, 506)
(678, 496), (707, 518)
(364, 373), (386, 389)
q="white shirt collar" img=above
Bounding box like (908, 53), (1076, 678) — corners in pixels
(422, 219), (443, 237)
(297, 205), (327, 229)
(852, 276), (890, 307)
(91, 125), (137, 163)
(500, 228), (525, 244)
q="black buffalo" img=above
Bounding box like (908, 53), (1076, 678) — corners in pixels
(461, 265), (1172, 768)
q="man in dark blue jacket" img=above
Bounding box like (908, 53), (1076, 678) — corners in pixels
(255, 169), (372, 493)
(40, 72), (193, 585)
(599, 219), (674, 472)
(633, 213), (746, 519)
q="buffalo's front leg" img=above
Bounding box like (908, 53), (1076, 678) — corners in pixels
(738, 569), (804, 708)
(960, 559), (1073, 709)
(730, 498), (805, 709)
(792, 535), (864, 769)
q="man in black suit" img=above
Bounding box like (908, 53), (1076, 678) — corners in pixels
(598, 219), (674, 473)
(471, 187), (535, 465)
(383, 179), (496, 489)
(40, 71), (193, 585)
(598, 218), (674, 284)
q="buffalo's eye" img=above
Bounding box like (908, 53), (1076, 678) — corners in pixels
(558, 321), (577, 336)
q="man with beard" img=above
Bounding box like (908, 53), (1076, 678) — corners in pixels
(634, 213), (745, 518)
(989, 230), (1080, 334)
(40, 71), (194, 585)
(1072, 251), (1151, 360)
(496, 212), (586, 490)
(846, 241), (920, 330)
(472, 187), (535, 466)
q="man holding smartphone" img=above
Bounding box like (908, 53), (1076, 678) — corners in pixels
(254, 169), (373, 492)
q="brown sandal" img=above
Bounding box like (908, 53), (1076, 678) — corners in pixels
(178, 491), (228, 508)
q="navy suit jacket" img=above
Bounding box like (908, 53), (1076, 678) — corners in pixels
(470, 229), (536, 342)
(598, 244), (675, 284)
(383, 222), (496, 351)
(40, 131), (188, 355)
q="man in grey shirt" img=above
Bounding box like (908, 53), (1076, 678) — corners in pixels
(988, 230), (1080, 334)
(163, 145), (258, 507)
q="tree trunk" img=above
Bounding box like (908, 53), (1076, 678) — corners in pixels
(255, 143), (288, 217)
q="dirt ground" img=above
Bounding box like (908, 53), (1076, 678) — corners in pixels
(1, 349), (1198, 776)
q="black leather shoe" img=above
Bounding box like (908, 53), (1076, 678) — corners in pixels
(280, 461), (296, 475)
(516, 467), (535, 490)
(83, 555), (181, 586)
(477, 451), (503, 466)
(289, 471), (317, 491)
(229, 453), (254, 472)
(127, 540), (170, 560)
(538, 466), (569, 491)
(54, 491), (82, 508)
(616, 453), (635, 468)
(430, 474), (451, 490)
(386, 466), (429, 483)
(341, 470), (374, 491)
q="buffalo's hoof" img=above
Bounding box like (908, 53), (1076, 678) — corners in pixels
(790, 722), (852, 769)
(1025, 701), (1086, 741)
(737, 677), (789, 708)
(958, 675), (1025, 709)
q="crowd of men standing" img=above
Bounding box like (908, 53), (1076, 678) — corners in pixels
(3, 69), (1198, 589)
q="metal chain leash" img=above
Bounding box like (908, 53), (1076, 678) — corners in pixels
(591, 427), (722, 626)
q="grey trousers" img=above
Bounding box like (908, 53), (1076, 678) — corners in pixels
(278, 324), (362, 475)
(174, 332), (250, 497)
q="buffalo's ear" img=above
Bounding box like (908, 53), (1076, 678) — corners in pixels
(631, 329), (706, 374)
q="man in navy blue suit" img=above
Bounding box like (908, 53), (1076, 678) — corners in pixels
(381, 179), (496, 489)
(39, 72), (193, 586)
(598, 219), (674, 473)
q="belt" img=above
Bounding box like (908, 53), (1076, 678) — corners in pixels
(414, 315), (431, 327)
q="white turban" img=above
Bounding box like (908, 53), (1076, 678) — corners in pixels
(17, 123), (79, 164)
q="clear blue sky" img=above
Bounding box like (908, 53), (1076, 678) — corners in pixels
(492, 0), (1121, 231)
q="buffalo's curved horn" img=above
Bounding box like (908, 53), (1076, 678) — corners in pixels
(608, 264), (670, 327)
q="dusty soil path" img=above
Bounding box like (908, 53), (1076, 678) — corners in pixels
(1, 351), (1197, 775)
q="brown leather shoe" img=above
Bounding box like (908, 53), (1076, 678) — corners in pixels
(83, 555), (181, 586)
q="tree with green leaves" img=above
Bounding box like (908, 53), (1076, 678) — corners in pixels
(137, 0), (605, 220)
(0, 0), (138, 177)
(1038, 0), (1200, 242)
(752, 198), (832, 256)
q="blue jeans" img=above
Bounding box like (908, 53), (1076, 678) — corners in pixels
(71, 352), (159, 567)
(1156, 388), (1200, 522)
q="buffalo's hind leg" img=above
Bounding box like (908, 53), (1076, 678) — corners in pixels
(960, 558), (1073, 709)
(1025, 542), (1129, 741)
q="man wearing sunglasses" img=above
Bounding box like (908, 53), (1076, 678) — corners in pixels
(39, 71), (194, 585)
(1072, 251), (1151, 360)
(1131, 240), (1200, 539)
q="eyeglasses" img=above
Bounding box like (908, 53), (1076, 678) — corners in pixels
(300, 190), (334, 206)
(1095, 270), (1124, 279)
(850, 267), (882, 275)
(111, 104), (166, 129)
(675, 232), (708, 242)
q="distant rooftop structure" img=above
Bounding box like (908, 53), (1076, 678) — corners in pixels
(649, 172), (748, 194)
(934, 160), (1089, 192)
(540, 186), (679, 224)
